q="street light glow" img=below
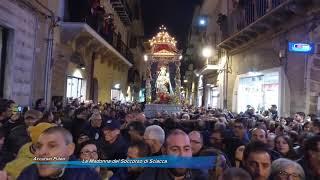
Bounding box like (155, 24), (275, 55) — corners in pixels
(199, 19), (206, 26)
(144, 55), (148, 61)
(202, 46), (213, 58)
(114, 84), (120, 89)
(179, 55), (183, 60)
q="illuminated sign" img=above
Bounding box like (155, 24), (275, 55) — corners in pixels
(288, 42), (314, 54)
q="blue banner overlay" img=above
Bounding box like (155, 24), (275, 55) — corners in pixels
(33, 156), (216, 169)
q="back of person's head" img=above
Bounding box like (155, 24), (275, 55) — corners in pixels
(303, 135), (320, 158)
(25, 109), (43, 118)
(220, 167), (252, 180)
(311, 118), (320, 129)
(128, 121), (145, 136)
(243, 141), (271, 161)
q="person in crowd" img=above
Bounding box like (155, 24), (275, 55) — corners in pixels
(4, 109), (43, 155)
(232, 118), (250, 144)
(36, 111), (54, 124)
(127, 121), (145, 142)
(77, 140), (113, 179)
(0, 127), (14, 170)
(267, 133), (276, 149)
(242, 141), (272, 180)
(209, 129), (225, 151)
(188, 131), (204, 156)
(275, 125), (286, 136)
(218, 167), (252, 180)
(4, 123), (55, 179)
(77, 132), (90, 145)
(274, 135), (299, 160)
(111, 141), (151, 180)
(298, 135), (320, 179)
(100, 119), (128, 161)
(0, 100), (11, 127)
(310, 118), (320, 135)
(269, 105), (278, 121)
(250, 128), (267, 144)
(302, 121), (311, 132)
(34, 98), (46, 113)
(18, 126), (100, 179)
(83, 113), (104, 141)
(269, 158), (305, 180)
(71, 107), (89, 141)
(92, 106), (101, 115)
(199, 148), (230, 179)
(138, 129), (207, 180)
(234, 144), (245, 168)
(143, 125), (165, 156)
(24, 110), (43, 127)
(2, 103), (24, 136)
(294, 112), (305, 124)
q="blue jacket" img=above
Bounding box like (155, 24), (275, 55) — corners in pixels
(82, 122), (104, 141)
(18, 164), (101, 180)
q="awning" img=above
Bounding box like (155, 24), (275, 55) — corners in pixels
(60, 22), (132, 67)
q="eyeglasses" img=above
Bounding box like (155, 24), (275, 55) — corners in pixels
(278, 171), (301, 180)
(81, 150), (98, 156)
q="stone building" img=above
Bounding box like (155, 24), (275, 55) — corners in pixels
(0, 0), (145, 106)
(0, 0), (54, 106)
(188, 0), (320, 116)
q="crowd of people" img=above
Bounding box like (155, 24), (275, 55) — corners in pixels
(0, 98), (319, 180)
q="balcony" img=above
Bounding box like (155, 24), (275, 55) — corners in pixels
(62, 10), (133, 66)
(218, 0), (314, 51)
(110, 0), (132, 26)
(199, 58), (219, 75)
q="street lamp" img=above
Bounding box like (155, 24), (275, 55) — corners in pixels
(202, 46), (213, 58)
(202, 46), (213, 64)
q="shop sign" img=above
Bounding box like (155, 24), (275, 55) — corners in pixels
(288, 42), (314, 54)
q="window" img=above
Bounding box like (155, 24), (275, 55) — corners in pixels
(66, 76), (86, 100)
(237, 72), (279, 113)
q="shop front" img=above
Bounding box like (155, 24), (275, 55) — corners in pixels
(233, 67), (288, 115)
(66, 67), (87, 102)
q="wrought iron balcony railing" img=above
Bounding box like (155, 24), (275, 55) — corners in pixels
(225, 0), (287, 39)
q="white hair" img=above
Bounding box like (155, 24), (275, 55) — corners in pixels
(270, 158), (305, 180)
(144, 125), (165, 145)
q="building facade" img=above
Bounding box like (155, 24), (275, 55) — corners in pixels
(0, 0), (145, 106)
(188, 0), (320, 116)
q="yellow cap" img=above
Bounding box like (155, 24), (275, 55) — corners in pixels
(28, 123), (56, 144)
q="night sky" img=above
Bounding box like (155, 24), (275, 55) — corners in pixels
(141, 0), (201, 51)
